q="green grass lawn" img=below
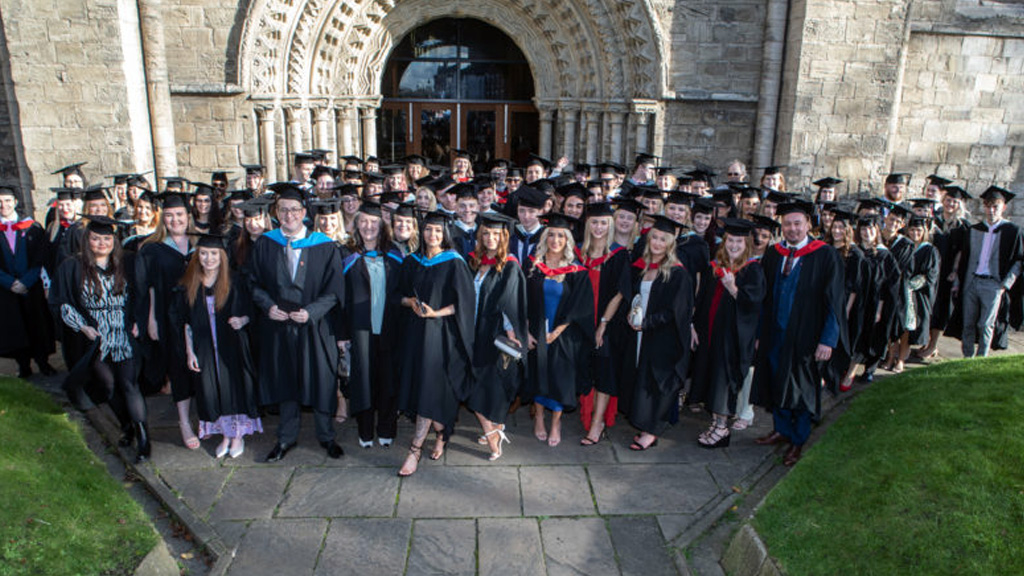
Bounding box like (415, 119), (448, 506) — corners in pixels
(0, 377), (157, 576)
(753, 356), (1024, 575)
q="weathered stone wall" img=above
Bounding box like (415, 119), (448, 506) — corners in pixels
(0, 10), (21, 190)
(0, 0), (136, 213)
(172, 94), (257, 184)
(163, 1), (243, 86)
(660, 100), (759, 174)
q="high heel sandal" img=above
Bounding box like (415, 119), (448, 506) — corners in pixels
(485, 428), (511, 461)
(397, 443), (423, 477)
(580, 427), (608, 446)
(478, 423), (505, 445)
(430, 430), (446, 461)
(698, 425), (731, 449)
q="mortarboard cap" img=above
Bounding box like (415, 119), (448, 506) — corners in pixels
(634, 152), (659, 166)
(692, 197), (717, 215)
(242, 164), (265, 175)
(52, 162), (87, 177)
(540, 212), (578, 231)
(237, 198), (272, 217)
(907, 214), (932, 228)
(479, 211), (516, 231)
(596, 162), (627, 175)
(450, 183), (478, 201)
(775, 199), (815, 217)
(267, 182), (306, 203)
(363, 171), (386, 185)
(888, 204), (912, 219)
(309, 199), (342, 216)
(83, 215), (125, 236)
(573, 163), (591, 173)
(340, 155), (363, 166)
(52, 187), (82, 201)
(925, 174), (953, 187)
(451, 149), (472, 161)
(942, 185), (971, 201)
(719, 217), (754, 237)
(293, 152), (318, 164)
(403, 154), (428, 167)
(885, 173), (911, 186)
(750, 214), (781, 232)
(191, 232), (228, 250)
(813, 177), (843, 188)
(82, 185), (108, 203)
(613, 198), (644, 216)
(420, 209), (455, 227)
(516, 186), (549, 210)
(584, 202), (616, 219)
(157, 191), (191, 210)
(649, 214), (682, 236)
(311, 165), (339, 180)
(760, 165), (785, 176)
(525, 154), (552, 171)
(980, 185), (1015, 202)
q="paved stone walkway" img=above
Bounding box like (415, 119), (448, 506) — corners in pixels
(5, 331), (1021, 576)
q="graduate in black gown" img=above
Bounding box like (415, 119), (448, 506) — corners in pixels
(134, 192), (196, 447)
(339, 202), (403, 449)
(249, 184), (345, 462)
(881, 204), (914, 372)
(752, 200), (849, 467)
(827, 212), (870, 391)
(690, 219), (765, 448)
(395, 210), (475, 476)
(173, 233), (261, 460)
(53, 216), (150, 463)
(902, 216), (941, 356)
(598, 215), (693, 450)
(524, 215), (593, 448)
(464, 212), (528, 461)
(851, 216), (902, 384)
(916, 185), (970, 359)
(577, 202), (632, 445)
(0, 186), (55, 377)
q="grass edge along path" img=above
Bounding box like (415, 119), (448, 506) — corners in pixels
(753, 356), (1024, 575)
(0, 377), (158, 576)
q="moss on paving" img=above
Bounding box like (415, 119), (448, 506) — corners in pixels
(754, 356), (1024, 575)
(0, 377), (157, 575)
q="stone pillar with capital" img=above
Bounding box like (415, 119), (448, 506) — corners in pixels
(336, 105), (356, 156)
(536, 102), (556, 159)
(285, 105), (308, 164)
(313, 106), (333, 156)
(360, 106), (378, 158)
(256, 106), (278, 183)
(631, 100), (661, 160)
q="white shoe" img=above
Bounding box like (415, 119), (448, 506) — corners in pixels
(229, 438), (245, 459)
(378, 437), (393, 448)
(485, 428), (511, 461)
(359, 439), (374, 449)
(478, 423), (504, 445)
(215, 439), (230, 459)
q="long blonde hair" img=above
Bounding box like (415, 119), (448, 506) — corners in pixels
(580, 216), (613, 260)
(533, 227), (576, 269)
(142, 208), (195, 247)
(641, 229), (681, 282)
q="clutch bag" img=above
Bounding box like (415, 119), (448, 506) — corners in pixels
(628, 294), (645, 328)
(494, 335), (524, 361)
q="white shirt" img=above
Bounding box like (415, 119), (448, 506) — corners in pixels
(975, 219), (1004, 276)
(780, 235), (811, 272)
(282, 226), (307, 280)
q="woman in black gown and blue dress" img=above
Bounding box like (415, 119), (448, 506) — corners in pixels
(525, 214), (594, 448)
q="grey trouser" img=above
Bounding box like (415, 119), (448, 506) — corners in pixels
(961, 275), (1002, 358)
(277, 400), (336, 445)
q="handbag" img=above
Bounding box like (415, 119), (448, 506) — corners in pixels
(628, 293), (645, 329)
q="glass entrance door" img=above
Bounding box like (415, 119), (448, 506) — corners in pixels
(415, 104), (455, 166)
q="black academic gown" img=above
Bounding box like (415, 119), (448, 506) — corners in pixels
(134, 240), (192, 396)
(840, 246), (870, 356)
(395, 250), (475, 432)
(0, 220), (55, 362)
(464, 256), (529, 424)
(249, 229), (343, 412)
(854, 246), (901, 365)
(451, 224), (477, 259)
(168, 280), (258, 422)
(930, 217), (968, 331)
(617, 260), (693, 434)
(689, 259), (765, 416)
(676, 232), (711, 287)
(338, 249), (403, 415)
(509, 226), (544, 264)
(576, 245), (632, 396)
(524, 258), (594, 410)
(946, 220), (1024, 348)
(888, 235), (915, 336)
(907, 242), (940, 346)
(752, 240), (849, 420)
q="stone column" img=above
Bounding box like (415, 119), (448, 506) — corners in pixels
(285, 105), (308, 161)
(360, 107), (378, 158)
(137, 0), (177, 180)
(336, 105), (356, 156)
(560, 106), (579, 163)
(608, 110), (627, 164)
(585, 110), (601, 166)
(538, 105), (555, 159)
(256, 106), (278, 183)
(313, 106), (332, 155)
(631, 100), (660, 158)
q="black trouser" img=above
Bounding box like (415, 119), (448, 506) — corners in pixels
(355, 335), (398, 442)
(92, 356), (147, 426)
(277, 400), (335, 446)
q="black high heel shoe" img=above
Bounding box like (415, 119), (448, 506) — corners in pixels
(134, 422), (151, 463)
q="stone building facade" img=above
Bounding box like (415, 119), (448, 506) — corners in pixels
(0, 0), (1021, 215)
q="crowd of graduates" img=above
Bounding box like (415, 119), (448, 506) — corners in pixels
(1, 149), (1021, 471)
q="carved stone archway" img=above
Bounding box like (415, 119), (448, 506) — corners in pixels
(239, 0), (667, 177)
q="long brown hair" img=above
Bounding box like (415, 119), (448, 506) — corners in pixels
(469, 226), (510, 273)
(713, 232), (754, 271)
(830, 220), (854, 258)
(179, 247), (231, 311)
(80, 230), (127, 295)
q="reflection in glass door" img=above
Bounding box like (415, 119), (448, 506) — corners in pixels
(378, 106), (408, 162)
(417, 106), (454, 166)
(464, 107), (496, 166)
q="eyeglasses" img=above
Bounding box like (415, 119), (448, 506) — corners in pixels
(278, 207), (305, 215)
(506, 177), (522, 183)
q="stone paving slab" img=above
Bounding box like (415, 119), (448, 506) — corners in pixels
(407, 519), (477, 576)
(315, 518), (413, 576)
(520, 465), (596, 517)
(397, 465), (522, 518)
(478, 518), (546, 576)
(588, 463), (722, 515)
(541, 517), (619, 576)
(158, 466), (231, 520)
(608, 516), (681, 576)
(226, 518), (327, 576)
(208, 466), (293, 522)
(657, 514), (698, 544)
(277, 467), (399, 518)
